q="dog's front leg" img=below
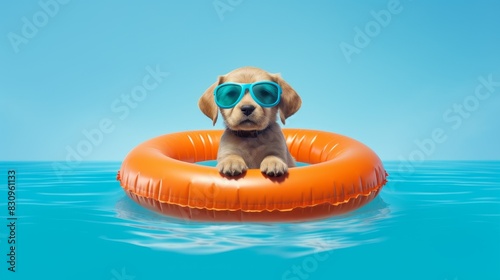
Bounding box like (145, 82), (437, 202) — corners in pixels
(260, 155), (288, 177)
(217, 155), (248, 176)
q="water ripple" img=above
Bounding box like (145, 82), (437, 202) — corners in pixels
(99, 195), (393, 257)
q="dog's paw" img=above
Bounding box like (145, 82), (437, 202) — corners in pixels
(217, 156), (248, 176)
(260, 156), (288, 177)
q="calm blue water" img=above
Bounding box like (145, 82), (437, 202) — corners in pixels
(0, 161), (499, 280)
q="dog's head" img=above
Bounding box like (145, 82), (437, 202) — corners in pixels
(198, 66), (301, 131)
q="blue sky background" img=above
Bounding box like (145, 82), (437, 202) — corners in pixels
(1, 0), (499, 161)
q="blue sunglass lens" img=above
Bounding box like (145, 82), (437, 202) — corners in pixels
(252, 83), (279, 105)
(215, 85), (242, 107)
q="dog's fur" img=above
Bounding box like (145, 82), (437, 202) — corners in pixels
(198, 66), (301, 176)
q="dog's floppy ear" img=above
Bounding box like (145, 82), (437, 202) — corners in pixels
(198, 76), (224, 125)
(273, 73), (302, 124)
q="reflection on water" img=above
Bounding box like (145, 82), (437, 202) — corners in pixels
(105, 161), (500, 257)
(105, 194), (392, 257)
(2, 161), (499, 279)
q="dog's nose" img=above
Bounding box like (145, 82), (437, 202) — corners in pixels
(241, 105), (255, 116)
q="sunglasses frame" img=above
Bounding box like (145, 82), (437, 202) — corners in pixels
(214, 81), (282, 109)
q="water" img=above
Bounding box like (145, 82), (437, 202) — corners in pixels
(0, 161), (499, 280)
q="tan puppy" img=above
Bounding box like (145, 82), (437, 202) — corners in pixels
(198, 66), (301, 176)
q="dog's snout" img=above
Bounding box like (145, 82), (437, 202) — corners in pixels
(241, 105), (255, 116)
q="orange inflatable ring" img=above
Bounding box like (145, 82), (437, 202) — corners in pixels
(117, 129), (387, 222)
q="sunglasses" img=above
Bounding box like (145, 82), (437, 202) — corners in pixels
(214, 81), (282, 109)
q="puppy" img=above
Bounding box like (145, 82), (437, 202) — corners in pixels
(198, 66), (301, 177)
